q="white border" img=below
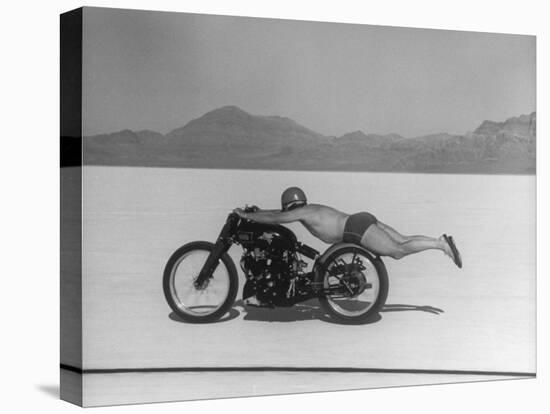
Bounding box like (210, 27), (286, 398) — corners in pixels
(2, 0), (546, 412)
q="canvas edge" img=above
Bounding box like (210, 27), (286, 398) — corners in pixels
(60, 7), (83, 407)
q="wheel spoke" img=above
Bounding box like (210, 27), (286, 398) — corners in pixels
(324, 250), (381, 318)
(168, 248), (232, 317)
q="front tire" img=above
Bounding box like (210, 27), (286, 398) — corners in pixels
(163, 241), (238, 323)
(316, 245), (388, 323)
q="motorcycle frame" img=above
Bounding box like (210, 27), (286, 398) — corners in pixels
(194, 212), (378, 304)
(195, 213), (320, 291)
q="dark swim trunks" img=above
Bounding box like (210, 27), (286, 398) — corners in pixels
(343, 212), (378, 244)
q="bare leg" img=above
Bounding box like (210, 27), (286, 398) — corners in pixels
(361, 223), (451, 260)
(377, 221), (435, 244)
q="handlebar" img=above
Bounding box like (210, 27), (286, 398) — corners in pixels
(229, 205), (259, 224)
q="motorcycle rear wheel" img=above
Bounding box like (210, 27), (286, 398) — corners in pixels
(317, 245), (388, 323)
(163, 241), (238, 323)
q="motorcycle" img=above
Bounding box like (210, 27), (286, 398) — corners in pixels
(163, 206), (389, 323)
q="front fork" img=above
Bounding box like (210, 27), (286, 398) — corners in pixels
(194, 239), (230, 288)
(194, 214), (237, 288)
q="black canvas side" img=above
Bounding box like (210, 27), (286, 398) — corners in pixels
(60, 7), (83, 407)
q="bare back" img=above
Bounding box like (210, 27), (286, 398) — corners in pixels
(297, 204), (349, 244)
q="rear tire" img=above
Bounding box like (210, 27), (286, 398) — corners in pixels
(316, 245), (388, 323)
(163, 241), (238, 323)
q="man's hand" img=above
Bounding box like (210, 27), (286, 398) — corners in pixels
(233, 208), (247, 218)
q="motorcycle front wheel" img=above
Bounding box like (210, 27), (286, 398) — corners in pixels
(163, 241), (238, 323)
(317, 245), (388, 323)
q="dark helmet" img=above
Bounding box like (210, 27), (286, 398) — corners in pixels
(281, 187), (307, 211)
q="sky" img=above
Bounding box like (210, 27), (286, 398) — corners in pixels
(82, 7), (535, 137)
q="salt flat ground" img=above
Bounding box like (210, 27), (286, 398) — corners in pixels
(67, 167), (535, 405)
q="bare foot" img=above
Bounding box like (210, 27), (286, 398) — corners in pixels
(439, 235), (453, 257)
(442, 234), (462, 268)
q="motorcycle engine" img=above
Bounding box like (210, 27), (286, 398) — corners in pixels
(240, 246), (305, 306)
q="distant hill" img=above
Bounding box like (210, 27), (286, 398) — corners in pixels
(167, 105), (329, 148)
(337, 131), (403, 148)
(83, 106), (536, 174)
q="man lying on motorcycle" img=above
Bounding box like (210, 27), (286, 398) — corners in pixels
(233, 187), (462, 267)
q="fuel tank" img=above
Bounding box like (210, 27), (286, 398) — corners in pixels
(235, 220), (297, 250)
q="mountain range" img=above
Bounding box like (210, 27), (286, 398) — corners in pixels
(83, 106), (536, 174)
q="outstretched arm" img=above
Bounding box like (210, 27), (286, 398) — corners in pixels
(233, 207), (304, 224)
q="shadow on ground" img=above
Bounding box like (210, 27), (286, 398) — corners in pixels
(381, 304), (444, 315)
(238, 299), (325, 322)
(168, 301), (443, 325)
(236, 299), (382, 325)
(36, 384), (59, 399)
(169, 306), (241, 323)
